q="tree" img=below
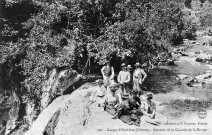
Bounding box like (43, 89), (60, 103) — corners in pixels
(0, 1), (198, 130)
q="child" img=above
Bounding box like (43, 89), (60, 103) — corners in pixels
(96, 80), (107, 107)
(140, 92), (161, 125)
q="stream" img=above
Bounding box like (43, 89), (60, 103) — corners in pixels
(144, 66), (212, 102)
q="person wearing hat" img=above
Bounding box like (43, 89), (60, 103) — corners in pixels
(139, 92), (161, 126)
(102, 82), (120, 114)
(101, 60), (115, 87)
(129, 89), (141, 108)
(140, 92), (161, 125)
(140, 92), (156, 119)
(111, 92), (130, 119)
(127, 65), (133, 89)
(133, 62), (147, 92)
(127, 65), (132, 70)
(126, 65), (132, 76)
(117, 63), (131, 93)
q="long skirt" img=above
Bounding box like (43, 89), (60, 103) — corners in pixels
(105, 105), (116, 116)
(105, 104), (142, 126)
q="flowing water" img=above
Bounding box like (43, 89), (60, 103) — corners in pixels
(144, 66), (212, 102)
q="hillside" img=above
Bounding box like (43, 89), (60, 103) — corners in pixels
(1, 0), (212, 135)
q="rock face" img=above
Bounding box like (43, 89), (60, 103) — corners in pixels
(23, 68), (82, 131)
(0, 68), (82, 135)
(41, 68), (82, 111)
(0, 92), (20, 135)
(43, 110), (61, 135)
(25, 85), (95, 135)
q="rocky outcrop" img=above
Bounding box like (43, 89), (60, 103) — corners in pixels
(177, 74), (188, 80)
(25, 85), (95, 135)
(19, 68), (82, 135)
(196, 52), (212, 62)
(41, 68), (82, 110)
(0, 68), (82, 135)
(43, 110), (61, 135)
(184, 72), (212, 87)
(25, 83), (212, 135)
(22, 68), (82, 132)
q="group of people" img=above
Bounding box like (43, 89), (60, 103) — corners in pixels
(96, 61), (160, 126)
(101, 61), (147, 93)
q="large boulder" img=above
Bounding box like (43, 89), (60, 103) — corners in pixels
(25, 85), (97, 135)
(203, 77), (212, 85)
(187, 72), (212, 87)
(196, 53), (212, 62)
(195, 72), (211, 83)
(177, 74), (188, 80)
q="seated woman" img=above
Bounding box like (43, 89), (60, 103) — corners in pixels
(102, 82), (120, 116)
(112, 92), (130, 119)
(96, 79), (107, 107)
(109, 91), (144, 126)
(140, 92), (161, 125)
(128, 89), (142, 126)
(129, 89), (141, 108)
(112, 92), (141, 126)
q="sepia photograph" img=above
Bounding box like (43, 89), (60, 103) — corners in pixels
(0, 0), (212, 135)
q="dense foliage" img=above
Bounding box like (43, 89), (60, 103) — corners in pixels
(0, 0), (198, 111)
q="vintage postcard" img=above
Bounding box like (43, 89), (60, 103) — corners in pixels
(0, 0), (212, 135)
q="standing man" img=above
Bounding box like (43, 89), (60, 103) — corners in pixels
(101, 61), (115, 87)
(117, 63), (131, 93)
(133, 62), (147, 92)
(127, 65), (133, 89)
